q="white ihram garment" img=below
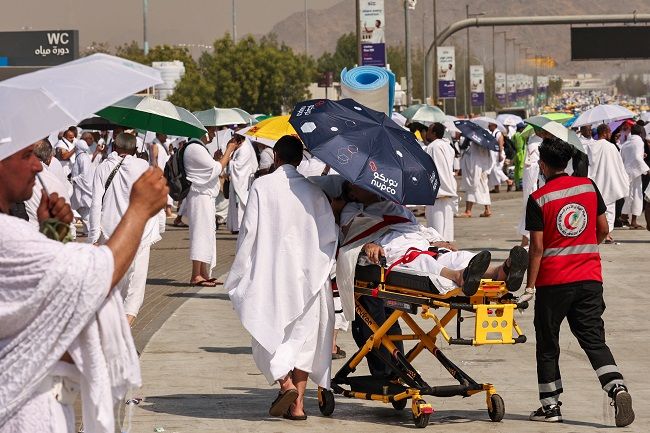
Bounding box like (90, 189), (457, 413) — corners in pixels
(71, 147), (95, 235)
(488, 130), (508, 189)
(226, 139), (258, 232)
(149, 139), (171, 233)
(620, 135), (650, 216)
(518, 136), (541, 237)
(587, 139), (630, 231)
(461, 142), (492, 205)
(89, 152), (160, 317)
(0, 215), (140, 433)
(54, 138), (76, 178)
(184, 141), (223, 276)
(227, 165), (337, 387)
(25, 162), (72, 230)
(425, 138), (458, 241)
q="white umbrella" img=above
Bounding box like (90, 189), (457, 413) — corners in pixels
(471, 116), (507, 134)
(232, 108), (258, 125)
(391, 112), (408, 127)
(496, 113), (523, 126)
(572, 104), (635, 128)
(193, 107), (251, 127)
(0, 53), (162, 161)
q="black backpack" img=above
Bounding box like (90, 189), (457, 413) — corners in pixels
(503, 135), (516, 160)
(164, 139), (199, 201)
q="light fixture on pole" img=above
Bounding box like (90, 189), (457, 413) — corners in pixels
(143, 0), (149, 56)
(492, 30), (506, 110)
(505, 37), (515, 106)
(232, 0), (237, 42)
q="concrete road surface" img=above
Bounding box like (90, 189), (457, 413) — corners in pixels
(126, 195), (648, 433)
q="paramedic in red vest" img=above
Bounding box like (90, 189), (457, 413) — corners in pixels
(523, 137), (634, 427)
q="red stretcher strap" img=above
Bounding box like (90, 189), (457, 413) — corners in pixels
(384, 247), (438, 279)
(343, 215), (412, 246)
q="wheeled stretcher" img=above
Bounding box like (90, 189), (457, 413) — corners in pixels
(317, 262), (528, 428)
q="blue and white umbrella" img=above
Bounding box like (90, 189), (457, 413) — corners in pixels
(289, 98), (440, 205)
(453, 120), (499, 152)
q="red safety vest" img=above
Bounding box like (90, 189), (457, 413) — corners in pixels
(531, 175), (602, 287)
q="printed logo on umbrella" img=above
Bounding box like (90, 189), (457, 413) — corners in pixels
(556, 203), (588, 237)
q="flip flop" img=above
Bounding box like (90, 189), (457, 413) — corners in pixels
(190, 280), (217, 287)
(461, 250), (491, 296)
(172, 221), (188, 227)
(629, 224), (644, 230)
(455, 213), (472, 218)
(479, 212), (492, 218)
(205, 278), (224, 285)
(504, 246), (529, 292)
(283, 409), (307, 421)
(269, 389), (299, 417)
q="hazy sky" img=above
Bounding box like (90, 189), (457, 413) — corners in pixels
(1, 0), (343, 51)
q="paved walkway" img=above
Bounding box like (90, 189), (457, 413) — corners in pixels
(126, 196), (648, 433)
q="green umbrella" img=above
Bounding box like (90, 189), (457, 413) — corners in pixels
(401, 104), (446, 125)
(522, 112), (573, 137)
(97, 95), (207, 138)
(524, 116), (585, 154)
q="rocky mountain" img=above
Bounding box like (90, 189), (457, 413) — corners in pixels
(270, 0), (650, 76)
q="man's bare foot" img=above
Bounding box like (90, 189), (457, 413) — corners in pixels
(455, 212), (472, 218)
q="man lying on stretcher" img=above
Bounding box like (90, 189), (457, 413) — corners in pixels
(335, 182), (529, 298)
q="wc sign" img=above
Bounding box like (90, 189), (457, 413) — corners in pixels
(0, 30), (79, 66)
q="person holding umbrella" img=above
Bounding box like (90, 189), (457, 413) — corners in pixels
(523, 137), (634, 427)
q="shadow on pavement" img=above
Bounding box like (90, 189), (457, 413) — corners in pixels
(200, 346), (252, 355)
(137, 388), (617, 429)
(166, 292), (230, 300)
(147, 278), (190, 288)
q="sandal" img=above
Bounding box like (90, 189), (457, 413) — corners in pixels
(461, 250), (491, 296)
(332, 345), (346, 360)
(629, 224), (644, 230)
(269, 389), (298, 417)
(190, 279), (217, 287)
(479, 212), (492, 218)
(283, 408), (307, 421)
(172, 220), (188, 227)
(504, 246), (528, 292)
(455, 213), (471, 218)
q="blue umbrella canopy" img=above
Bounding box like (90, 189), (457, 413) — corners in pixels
(289, 98), (440, 205)
(453, 120), (499, 152)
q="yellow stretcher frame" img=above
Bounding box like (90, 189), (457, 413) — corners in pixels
(317, 270), (528, 428)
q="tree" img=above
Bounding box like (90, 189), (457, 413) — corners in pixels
(169, 35), (315, 113)
(115, 41), (147, 64)
(81, 41), (112, 57)
(316, 33), (357, 79)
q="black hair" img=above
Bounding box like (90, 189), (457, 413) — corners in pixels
(631, 124), (645, 137)
(539, 137), (574, 170)
(429, 122), (446, 139)
(408, 122), (428, 135)
(273, 135), (303, 166)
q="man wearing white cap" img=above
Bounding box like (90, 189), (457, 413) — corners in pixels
(0, 138), (168, 433)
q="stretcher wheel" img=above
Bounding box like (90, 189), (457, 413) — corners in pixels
(487, 394), (505, 422)
(318, 389), (335, 416)
(391, 398), (408, 411)
(412, 399), (430, 428)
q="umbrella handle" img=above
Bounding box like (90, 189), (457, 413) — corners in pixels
(36, 173), (50, 197)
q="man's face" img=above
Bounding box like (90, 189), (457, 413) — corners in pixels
(488, 123), (496, 132)
(0, 144), (44, 205)
(82, 134), (94, 146)
(425, 127), (435, 143)
(64, 130), (75, 142)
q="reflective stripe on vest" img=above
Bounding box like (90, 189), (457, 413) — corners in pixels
(542, 244), (599, 257)
(535, 183), (595, 207)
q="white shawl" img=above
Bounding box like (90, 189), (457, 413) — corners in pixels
(587, 139), (629, 204)
(227, 165), (337, 354)
(425, 138), (457, 197)
(620, 135), (650, 180)
(71, 148), (95, 210)
(228, 138), (259, 206)
(184, 141), (223, 196)
(88, 152), (160, 246)
(0, 214), (140, 433)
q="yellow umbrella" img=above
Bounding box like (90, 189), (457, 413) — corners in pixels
(239, 115), (297, 147)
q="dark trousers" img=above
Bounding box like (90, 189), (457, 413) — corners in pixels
(534, 281), (625, 406)
(352, 296), (404, 378)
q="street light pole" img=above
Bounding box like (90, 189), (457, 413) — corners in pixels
(432, 0), (438, 105)
(404, 0), (413, 105)
(143, 0), (149, 55)
(305, 0), (309, 56)
(232, 0), (237, 42)
(492, 29), (505, 110)
(505, 37), (514, 106)
(466, 5), (485, 115)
